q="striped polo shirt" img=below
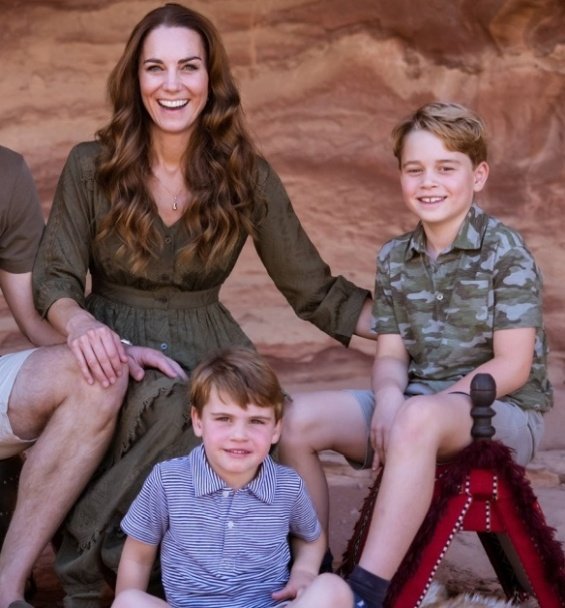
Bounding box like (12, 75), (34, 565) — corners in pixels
(121, 444), (321, 608)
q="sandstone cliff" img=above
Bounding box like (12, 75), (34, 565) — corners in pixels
(1, 0), (563, 444)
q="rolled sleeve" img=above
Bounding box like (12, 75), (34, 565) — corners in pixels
(253, 160), (370, 346)
(33, 143), (98, 316)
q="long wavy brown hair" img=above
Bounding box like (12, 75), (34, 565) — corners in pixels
(95, 3), (259, 272)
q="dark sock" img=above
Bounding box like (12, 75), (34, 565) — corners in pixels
(346, 565), (390, 608)
(319, 548), (334, 573)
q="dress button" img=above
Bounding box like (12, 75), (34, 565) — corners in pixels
(436, 293), (444, 301)
(160, 342), (168, 351)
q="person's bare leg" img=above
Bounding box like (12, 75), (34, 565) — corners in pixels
(0, 345), (128, 607)
(358, 393), (473, 580)
(278, 391), (368, 534)
(288, 573), (353, 607)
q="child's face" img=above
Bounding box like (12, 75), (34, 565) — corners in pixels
(191, 387), (282, 490)
(399, 129), (488, 236)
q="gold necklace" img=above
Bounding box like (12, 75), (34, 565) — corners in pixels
(153, 173), (185, 211)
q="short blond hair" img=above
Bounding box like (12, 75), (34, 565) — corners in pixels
(391, 102), (488, 167)
(190, 347), (285, 421)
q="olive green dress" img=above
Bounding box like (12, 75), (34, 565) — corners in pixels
(33, 141), (370, 606)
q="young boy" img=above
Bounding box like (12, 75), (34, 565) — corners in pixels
(278, 101), (552, 608)
(112, 346), (330, 608)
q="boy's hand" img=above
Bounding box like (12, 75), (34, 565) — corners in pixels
(370, 389), (404, 470)
(370, 334), (410, 469)
(271, 568), (316, 601)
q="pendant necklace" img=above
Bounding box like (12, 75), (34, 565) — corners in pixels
(154, 173), (184, 211)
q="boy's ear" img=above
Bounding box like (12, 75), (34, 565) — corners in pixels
(191, 406), (203, 438)
(271, 419), (282, 445)
(473, 161), (489, 192)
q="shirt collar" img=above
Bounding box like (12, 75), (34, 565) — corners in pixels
(191, 444), (278, 504)
(406, 203), (487, 260)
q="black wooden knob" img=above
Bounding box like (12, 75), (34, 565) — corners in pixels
(470, 373), (496, 440)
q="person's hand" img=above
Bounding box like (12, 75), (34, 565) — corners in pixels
(370, 389), (404, 471)
(271, 568), (316, 602)
(125, 345), (188, 382)
(66, 312), (128, 387)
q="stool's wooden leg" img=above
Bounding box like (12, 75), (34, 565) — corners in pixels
(478, 532), (530, 599)
(493, 486), (565, 608)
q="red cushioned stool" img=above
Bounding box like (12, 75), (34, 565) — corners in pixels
(339, 374), (565, 607)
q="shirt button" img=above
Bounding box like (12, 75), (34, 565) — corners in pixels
(436, 293), (444, 301)
(227, 521), (235, 529)
(222, 490), (230, 498)
(164, 236), (172, 244)
(160, 342), (168, 351)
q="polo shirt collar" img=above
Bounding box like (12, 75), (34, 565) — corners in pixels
(406, 203), (487, 260)
(191, 444), (277, 504)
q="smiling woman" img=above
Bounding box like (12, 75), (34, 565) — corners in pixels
(139, 27), (209, 133)
(139, 27), (208, 225)
(139, 26), (210, 223)
(31, 2), (372, 606)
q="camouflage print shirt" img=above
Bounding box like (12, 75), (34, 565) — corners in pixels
(373, 203), (552, 412)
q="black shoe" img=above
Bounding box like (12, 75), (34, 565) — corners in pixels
(352, 592), (368, 608)
(319, 548), (334, 573)
(0, 455), (23, 549)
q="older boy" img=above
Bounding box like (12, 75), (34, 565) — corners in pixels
(279, 102), (552, 608)
(112, 347), (327, 608)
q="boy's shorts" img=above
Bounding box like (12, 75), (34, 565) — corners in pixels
(0, 349), (38, 459)
(348, 387), (544, 469)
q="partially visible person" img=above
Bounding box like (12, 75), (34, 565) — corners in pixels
(279, 102), (552, 608)
(0, 144), (186, 608)
(112, 347), (324, 608)
(31, 4), (373, 605)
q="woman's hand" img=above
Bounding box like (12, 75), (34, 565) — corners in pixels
(125, 346), (188, 382)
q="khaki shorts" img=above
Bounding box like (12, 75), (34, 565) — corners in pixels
(0, 348), (38, 459)
(348, 388), (544, 469)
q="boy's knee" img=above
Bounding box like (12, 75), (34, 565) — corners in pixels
(112, 589), (137, 607)
(280, 396), (310, 437)
(390, 396), (437, 443)
(317, 572), (354, 602)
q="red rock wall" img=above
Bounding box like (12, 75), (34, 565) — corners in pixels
(1, 1), (563, 442)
